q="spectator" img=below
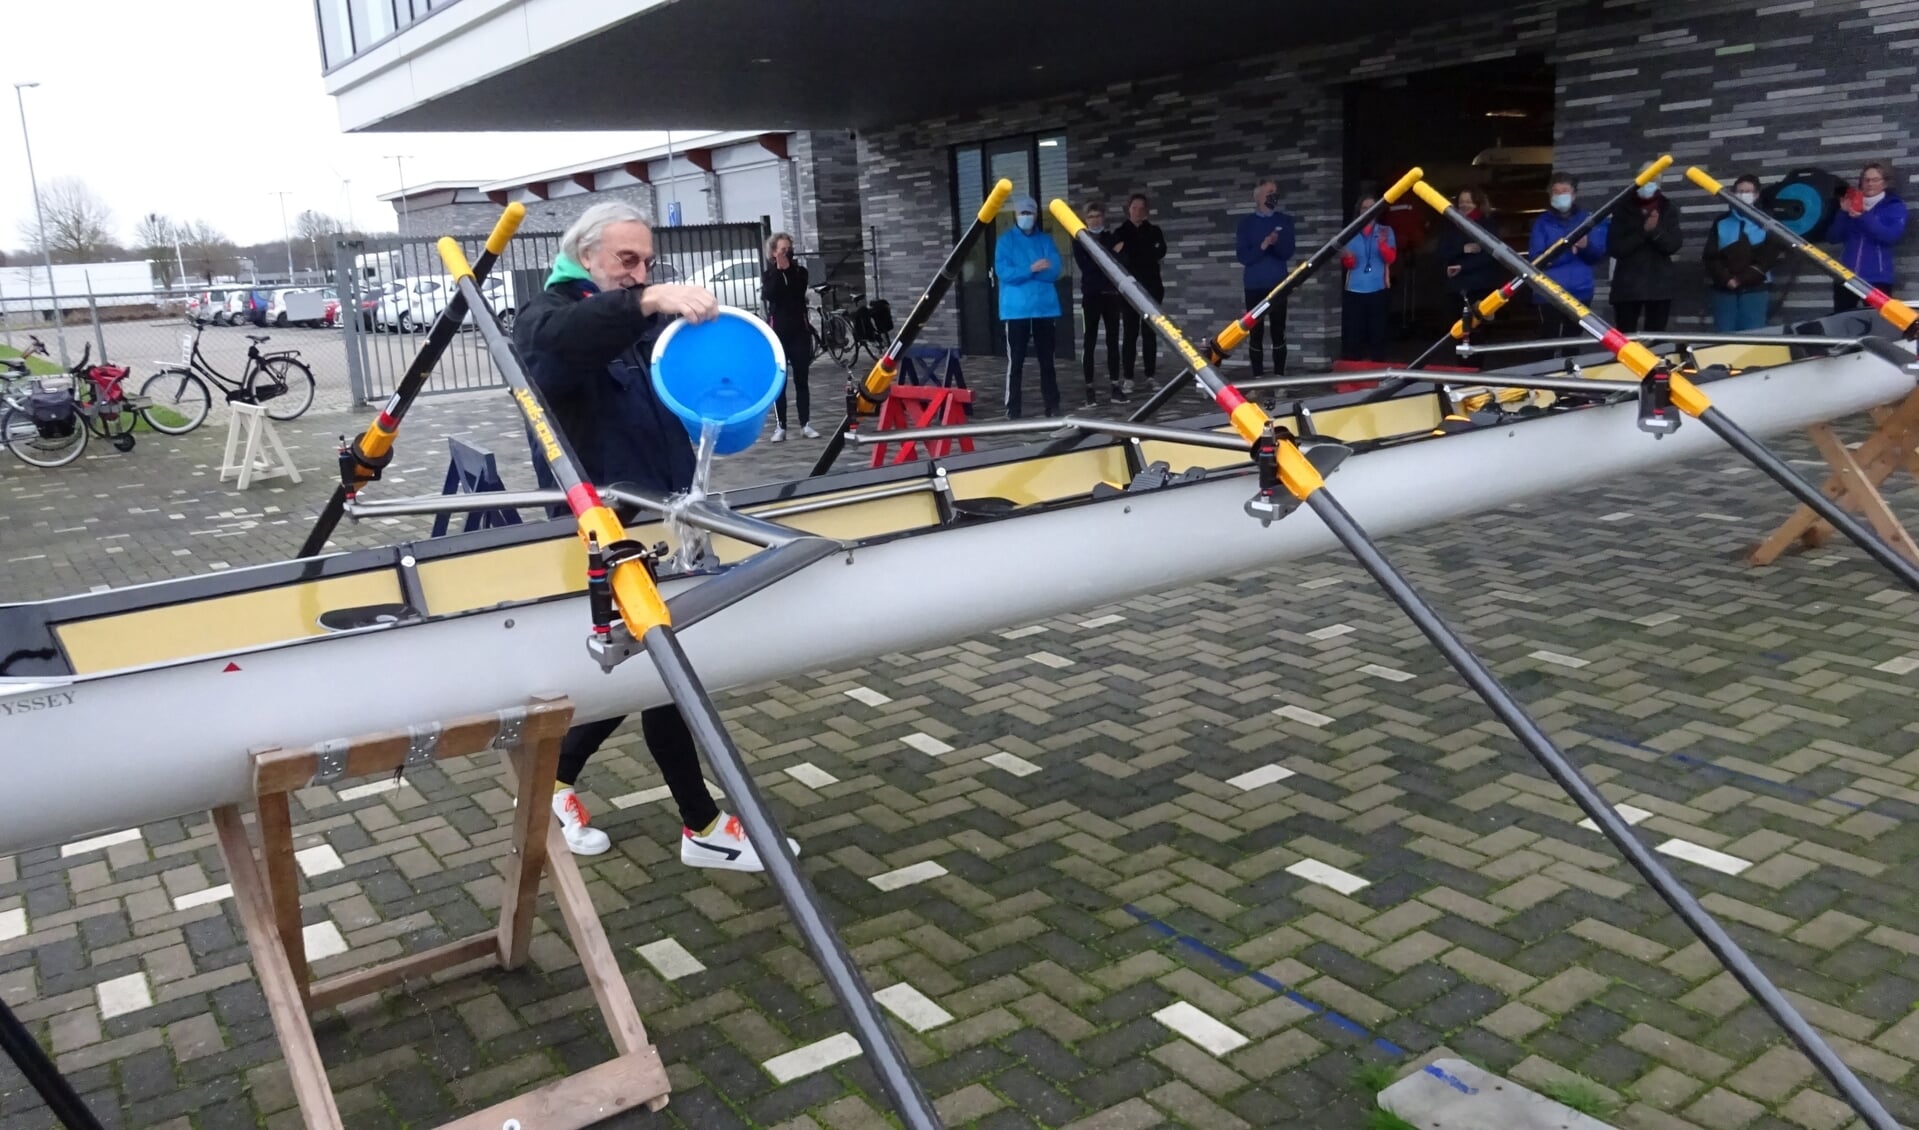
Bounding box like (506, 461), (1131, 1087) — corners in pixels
(760, 231), (818, 440)
(1607, 172), (1683, 332)
(1528, 171), (1608, 347)
(1827, 161), (1907, 313)
(994, 194), (1063, 418)
(1702, 174), (1784, 332)
(1438, 187), (1503, 315)
(1338, 194), (1396, 362)
(1071, 198), (1124, 405)
(1113, 193), (1167, 394)
(1235, 178), (1295, 376)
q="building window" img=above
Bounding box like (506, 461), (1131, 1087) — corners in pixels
(949, 132), (1071, 359)
(316, 0), (459, 70)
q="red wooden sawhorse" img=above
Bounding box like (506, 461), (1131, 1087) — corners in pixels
(869, 384), (975, 467)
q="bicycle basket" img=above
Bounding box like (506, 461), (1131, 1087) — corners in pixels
(25, 384), (77, 439)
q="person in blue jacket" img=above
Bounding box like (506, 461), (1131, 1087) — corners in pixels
(1826, 162), (1907, 313)
(1235, 178), (1295, 376)
(1528, 172), (1608, 351)
(1338, 194), (1397, 362)
(994, 195), (1063, 418)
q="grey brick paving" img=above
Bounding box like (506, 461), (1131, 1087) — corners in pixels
(5, 387), (1919, 1128)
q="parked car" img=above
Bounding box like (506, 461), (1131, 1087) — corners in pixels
(376, 276), (453, 333)
(222, 288), (271, 327)
(684, 255), (764, 310)
(268, 288), (329, 328)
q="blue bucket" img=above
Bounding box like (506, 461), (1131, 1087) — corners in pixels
(649, 305), (787, 455)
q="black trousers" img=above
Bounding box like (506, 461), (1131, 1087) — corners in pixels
(1242, 286), (1287, 376)
(773, 349), (811, 428)
(1537, 303), (1581, 359)
(1004, 317), (1059, 418)
(1120, 279), (1165, 383)
(1081, 294), (1120, 396)
(1611, 300), (1670, 334)
(557, 706), (720, 832)
(1340, 289), (1391, 362)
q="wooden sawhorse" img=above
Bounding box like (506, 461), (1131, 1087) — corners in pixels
(1750, 388), (1919, 568)
(210, 693), (670, 1129)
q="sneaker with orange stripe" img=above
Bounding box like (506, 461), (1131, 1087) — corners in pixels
(682, 812), (799, 872)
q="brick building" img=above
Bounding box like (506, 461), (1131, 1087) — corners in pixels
(318, 0), (1918, 371)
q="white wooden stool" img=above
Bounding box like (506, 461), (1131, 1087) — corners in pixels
(220, 401), (301, 489)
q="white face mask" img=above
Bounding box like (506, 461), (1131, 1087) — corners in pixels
(1734, 191), (1758, 206)
(1550, 193), (1573, 213)
(1637, 182), (1659, 199)
(1016, 214), (1036, 233)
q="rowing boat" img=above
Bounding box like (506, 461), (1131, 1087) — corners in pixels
(0, 312), (1909, 856)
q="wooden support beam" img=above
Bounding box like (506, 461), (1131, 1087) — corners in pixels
(526, 182), (551, 201)
(571, 172), (596, 192)
(683, 147), (715, 173)
(622, 161), (651, 183)
(757, 132), (789, 160)
(486, 189), (509, 206)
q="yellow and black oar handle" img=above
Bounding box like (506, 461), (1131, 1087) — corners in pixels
(1048, 199), (1345, 521)
(1411, 180), (1705, 436)
(299, 203), (527, 558)
(435, 237), (670, 657)
(809, 178), (1014, 476)
(1686, 165), (1919, 339)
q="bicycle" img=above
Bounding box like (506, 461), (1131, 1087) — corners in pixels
(808, 282), (855, 363)
(1, 339), (145, 468)
(137, 318), (317, 436)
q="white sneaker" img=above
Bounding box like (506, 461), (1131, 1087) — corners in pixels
(682, 812), (799, 872)
(771, 426), (787, 443)
(801, 424), (820, 439)
(551, 788), (611, 856)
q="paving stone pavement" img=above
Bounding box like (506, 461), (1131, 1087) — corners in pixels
(5, 374), (1919, 1129)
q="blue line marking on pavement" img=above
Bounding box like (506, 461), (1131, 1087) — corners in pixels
(1576, 725), (1869, 812)
(1123, 905), (1478, 1096)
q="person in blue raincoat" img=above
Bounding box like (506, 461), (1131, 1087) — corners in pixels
(1527, 172), (1609, 351)
(994, 195), (1064, 418)
(1827, 162), (1907, 313)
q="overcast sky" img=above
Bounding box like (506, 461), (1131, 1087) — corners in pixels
(0, 2), (687, 251)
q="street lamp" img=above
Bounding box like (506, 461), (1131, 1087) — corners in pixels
(271, 190), (295, 279)
(384, 154), (413, 235)
(13, 81), (67, 365)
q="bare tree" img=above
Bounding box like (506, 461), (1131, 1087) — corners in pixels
(134, 213), (179, 288)
(178, 220), (237, 284)
(16, 177), (121, 262)
(294, 209), (340, 242)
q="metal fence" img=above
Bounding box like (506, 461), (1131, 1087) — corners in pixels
(335, 222), (778, 403)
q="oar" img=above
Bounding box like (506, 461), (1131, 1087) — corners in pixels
(809, 178), (1014, 475)
(0, 996), (104, 1130)
(1685, 164), (1919, 342)
(1053, 193), (1901, 1130)
(1415, 180), (1919, 593)
(435, 240), (944, 1130)
(1127, 167), (1424, 423)
(298, 203), (527, 559)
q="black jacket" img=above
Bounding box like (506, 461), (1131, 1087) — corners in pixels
(761, 261), (813, 360)
(1072, 228), (1119, 299)
(512, 279), (695, 499)
(1608, 193), (1684, 302)
(1437, 212), (1504, 300)
(1112, 219), (1167, 290)
(1702, 213), (1786, 293)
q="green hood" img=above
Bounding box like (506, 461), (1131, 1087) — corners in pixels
(546, 253), (592, 289)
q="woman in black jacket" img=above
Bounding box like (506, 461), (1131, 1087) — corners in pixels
(761, 232), (817, 440)
(1438, 188), (1503, 315)
(1607, 179), (1684, 332)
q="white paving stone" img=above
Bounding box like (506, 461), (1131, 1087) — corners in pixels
(1079, 614), (1126, 628)
(1000, 625), (1048, 639)
(1634, 612), (1681, 627)
(337, 778), (407, 801)
(1273, 704), (1334, 727)
(1875, 655), (1919, 676)
(609, 784), (673, 808)
(984, 752), (1041, 778)
(636, 938), (706, 981)
(1226, 764), (1297, 792)
(1577, 805), (1652, 833)
(874, 982), (954, 1032)
(1598, 511), (1634, 522)
(0, 907), (24, 942)
(1359, 663), (1415, 683)
(763, 1033), (862, 1083)
(60, 828), (142, 858)
(295, 845), (344, 877)
(1306, 623), (1354, 641)
(1027, 651), (1074, 669)
(96, 972), (151, 1019)
(172, 885), (233, 911)
(1529, 650), (1590, 669)
(784, 762), (840, 789)
(1153, 1001), (1249, 1056)
(870, 861), (948, 891)
(1656, 838), (1751, 876)
(303, 922), (349, 961)
(844, 685), (892, 707)
(1286, 858), (1370, 895)
(1490, 590), (1537, 604)
(1298, 577), (1343, 589)
(901, 733), (954, 756)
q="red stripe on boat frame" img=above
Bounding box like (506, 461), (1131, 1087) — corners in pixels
(1216, 385), (1248, 413)
(1866, 289), (1891, 311)
(1599, 328), (1628, 354)
(566, 483), (603, 515)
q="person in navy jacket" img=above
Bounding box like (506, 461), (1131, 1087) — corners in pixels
(1827, 162), (1907, 313)
(1235, 178), (1295, 376)
(1528, 172), (1609, 350)
(1070, 198), (1123, 406)
(994, 195), (1064, 418)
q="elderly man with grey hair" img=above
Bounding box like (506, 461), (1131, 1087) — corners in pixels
(512, 199), (800, 871)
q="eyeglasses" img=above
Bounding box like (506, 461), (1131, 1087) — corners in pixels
(612, 251), (657, 273)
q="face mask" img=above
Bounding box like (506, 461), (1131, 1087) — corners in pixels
(1734, 191), (1757, 206)
(1637, 182), (1659, 200)
(1016, 214), (1036, 233)
(1550, 193), (1573, 212)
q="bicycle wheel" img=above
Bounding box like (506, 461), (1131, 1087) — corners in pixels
(138, 369), (212, 435)
(824, 313), (855, 363)
(78, 384), (137, 440)
(250, 356), (316, 421)
(2, 406), (87, 468)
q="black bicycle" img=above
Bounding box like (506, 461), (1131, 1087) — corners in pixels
(138, 319), (317, 435)
(808, 282), (893, 363)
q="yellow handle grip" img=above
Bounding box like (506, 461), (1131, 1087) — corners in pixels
(1636, 155), (1674, 187)
(1883, 297), (1919, 333)
(1048, 198), (1085, 236)
(978, 179), (1015, 224)
(1382, 167), (1424, 204)
(1215, 321), (1248, 353)
(1686, 167), (1723, 195)
(485, 203), (527, 256)
(437, 237), (474, 282)
(1411, 180), (1453, 214)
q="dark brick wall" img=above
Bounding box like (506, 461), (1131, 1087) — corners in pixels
(794, 129), (868, 292)
(857, 0), (1919, 369)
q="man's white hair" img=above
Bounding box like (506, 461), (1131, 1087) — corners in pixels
(561, 200), (652, 263)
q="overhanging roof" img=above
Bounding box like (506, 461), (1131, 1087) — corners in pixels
(330, 0), (1480, 133)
